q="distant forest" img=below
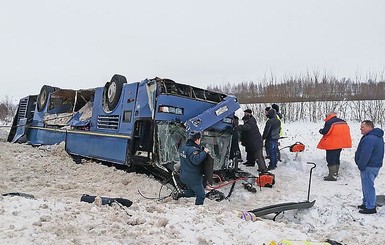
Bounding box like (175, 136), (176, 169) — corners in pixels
(1, 72), (385, 124)
(207, 72), (385, 103)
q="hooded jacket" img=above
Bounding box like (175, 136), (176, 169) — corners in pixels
(262, 109), (281, 140)
(355, 128), (384, 171)
(317, 114), (352, 150)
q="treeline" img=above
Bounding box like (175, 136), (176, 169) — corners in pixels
(207, 73), (385, 103)
(242, 100), (385, 127)
(2, 73), (385, 124)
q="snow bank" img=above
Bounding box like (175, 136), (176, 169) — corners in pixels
(0, 122), (384, 244)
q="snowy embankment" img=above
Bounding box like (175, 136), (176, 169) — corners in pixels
(0, 122), (384, 244)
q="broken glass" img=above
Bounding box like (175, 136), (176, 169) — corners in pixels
(156, 122), (231, 170)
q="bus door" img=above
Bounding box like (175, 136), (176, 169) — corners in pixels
(131, 119), (153, 160)
(128, 79), (156, 163)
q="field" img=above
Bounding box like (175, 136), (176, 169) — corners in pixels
(0, 122), (384, 244)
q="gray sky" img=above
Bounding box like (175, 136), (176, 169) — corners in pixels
(1, 0), (384, 100)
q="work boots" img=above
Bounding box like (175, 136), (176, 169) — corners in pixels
(335, 164), (340, 177)
(323, 165), (338, 181)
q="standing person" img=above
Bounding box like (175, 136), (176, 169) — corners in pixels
(229, 116), (241, 163)
(263, 106), (271, 160)
(271, 103), (284, 137)
(235, 109), (267, 172)
(271, 103), (283, 120)
(262, 108), (281, 170)
(355, 120), (384, 214)
(176, 131), (209, 205)
(271, 103), (284, 161)
(317, 112), (352, 181)
(264, 107), (270, 117)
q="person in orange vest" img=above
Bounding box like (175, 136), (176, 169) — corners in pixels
(317, 112), (352, 181)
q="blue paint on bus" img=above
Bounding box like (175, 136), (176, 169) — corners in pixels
(8, 75), (240, 175)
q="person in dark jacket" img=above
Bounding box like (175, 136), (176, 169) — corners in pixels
(229, 116), (241, 162)
(262, 108), (281, 170)
(263, 107), (271, 159)
(177, 131), (210, 205)
(235, 109), (267, 172)
(271, 103), (283, 120)
(355, 120), (384, 214)
(272, 103), (283, 137)
(264, 107), (270, 117)
(317, 112), (352, 181)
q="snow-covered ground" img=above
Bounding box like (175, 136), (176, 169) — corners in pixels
(0, 121), (384, 244)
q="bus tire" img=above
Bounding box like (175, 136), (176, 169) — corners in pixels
(104, 74), (127, 111)
(37, 85), (56, 112)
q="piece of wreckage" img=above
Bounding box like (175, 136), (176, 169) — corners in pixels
(8, 74), (263, 200)
(241, 162), (316, 221)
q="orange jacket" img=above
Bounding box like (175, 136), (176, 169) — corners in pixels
(317, 116), (352, 150)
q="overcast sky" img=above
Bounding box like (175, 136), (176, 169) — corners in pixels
(1, 0), (384, 100)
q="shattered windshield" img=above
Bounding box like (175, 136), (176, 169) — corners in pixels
(156, 122), (185, 164)
(156, 122), (231, 170)
(201, 131), (231, 170)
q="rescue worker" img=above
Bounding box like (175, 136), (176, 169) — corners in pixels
(264, 106), (271, 160)
(229, 116), (241, 163)
(355, 120), (384, 214)
(271, 103), (284, 137)
(264, 107), (270, 117)
(176, 131), (209, 205)
(317, 112), (352, 181)
(271, 103), (284, 161)
(271, 103), (283, 121)
(235, 109), (267, 172)
(262, 108), (281, 170)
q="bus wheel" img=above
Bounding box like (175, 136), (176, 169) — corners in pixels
(104, 74), (127, 111)
(37, 85), (56, 112)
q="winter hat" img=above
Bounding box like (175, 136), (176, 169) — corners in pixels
(325, 111), (337, 118)
(244, 109), (252, 114)
(188, 131), (202, 141)
(272, 104), (279, 112)
(233, 116), (239, 126)
(324, 111), (337, 121)
(267, 108), (277, 119)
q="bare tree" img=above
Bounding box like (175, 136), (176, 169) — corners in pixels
(0, 96), (17, 123)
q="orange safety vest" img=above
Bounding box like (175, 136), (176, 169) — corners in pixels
(317, 119), (352, 150)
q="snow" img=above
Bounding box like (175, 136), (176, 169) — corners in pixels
(1, 121), (384, 244)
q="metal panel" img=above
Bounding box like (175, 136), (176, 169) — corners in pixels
(66, 131), (129, 164)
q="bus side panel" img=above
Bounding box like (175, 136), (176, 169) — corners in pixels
(65, 132), (129, 164)
(118, 83), (139, 135)
(89, 87), (106, 132)
(155, 95), (214, 122)
(26, 128), (66, 146)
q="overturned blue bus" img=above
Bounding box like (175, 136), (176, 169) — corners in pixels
(8, 74), (240, 181)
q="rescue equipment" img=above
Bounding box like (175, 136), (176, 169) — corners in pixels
(280, 142), (306, 160)
(256, 172), (275, 188)
(289, 142), (305, 152)
(242, 182), (257, 193)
